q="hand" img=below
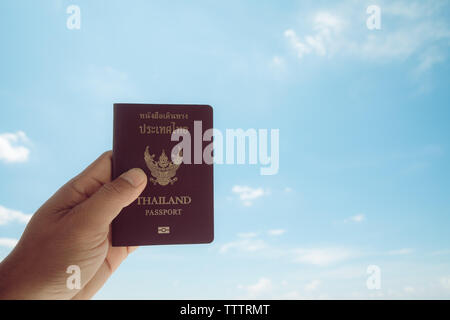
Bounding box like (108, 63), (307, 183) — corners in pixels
(0, 151), (147, 299)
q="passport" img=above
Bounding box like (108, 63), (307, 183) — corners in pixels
(111, 103), (214, 246)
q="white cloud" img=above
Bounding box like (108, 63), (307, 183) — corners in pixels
(237, 232), (258, 238)
(284, 29), (310, 59)
(232, 185), (268, 206)
(238, 278), (272, 298)
(304, 279), (321, 292)
(219, 236), (267, 254)
(0, 131), (30, 163)
(322, 265), (367, 280)
(0, 205), (32, 225)
(346, 214), (365, 223)
(282, 290), (304, 299)
(414, 48), (445, 75)
(0, 238), (18, 249)
(284, 12), (344, 59)
(284, 2), (450, 73)
(268, 229), (286, 236)
(219, 232), (290, 259)
(293, 247), (353, 266)
(388, 248), (414, 255)
(284, 187), (293, 193)
(220, 233), (354, 268)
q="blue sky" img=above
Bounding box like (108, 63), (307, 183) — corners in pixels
(1, 0), (450, 299)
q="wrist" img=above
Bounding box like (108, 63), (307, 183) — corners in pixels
(0, 249), (51, 300)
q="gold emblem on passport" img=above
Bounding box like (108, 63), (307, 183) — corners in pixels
(144, 146), (182, 186)
(158, 226), (170, 234)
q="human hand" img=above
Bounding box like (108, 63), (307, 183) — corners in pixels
(0, 151), (147, 299)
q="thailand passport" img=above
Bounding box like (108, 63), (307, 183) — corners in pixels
(111, 103), (214, 246)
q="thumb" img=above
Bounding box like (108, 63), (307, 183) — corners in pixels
(74, 168), (147, 228)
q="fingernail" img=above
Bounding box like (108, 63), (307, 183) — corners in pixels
(120, 168), (147, 187)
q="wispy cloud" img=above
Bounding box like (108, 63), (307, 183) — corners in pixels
(268, 229), (286, 236)
(283, 1), (450, 74)
(281, 290), (304, 300)
(238, 277), (272, 298)
(284, 12), (344, 59)
(0, 238), (18, 249)
(416, 49), (445, 76)
(345, 214), (365, 223)
(220, 233), (354, 268)
(231, 185), (269, 206)
(237, 232), (259, 238)
(219, 233), (267, 254)
(304, 279), (321, 292)
(0, 131), (30, 163)
(293, 247), (353, 266)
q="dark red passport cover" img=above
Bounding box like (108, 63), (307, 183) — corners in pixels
(111, 103), (214, 246)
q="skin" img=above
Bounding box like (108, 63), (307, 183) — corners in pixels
(0, 151), (147, 299)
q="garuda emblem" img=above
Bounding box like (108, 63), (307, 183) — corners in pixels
(144, 146), (182, 186)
